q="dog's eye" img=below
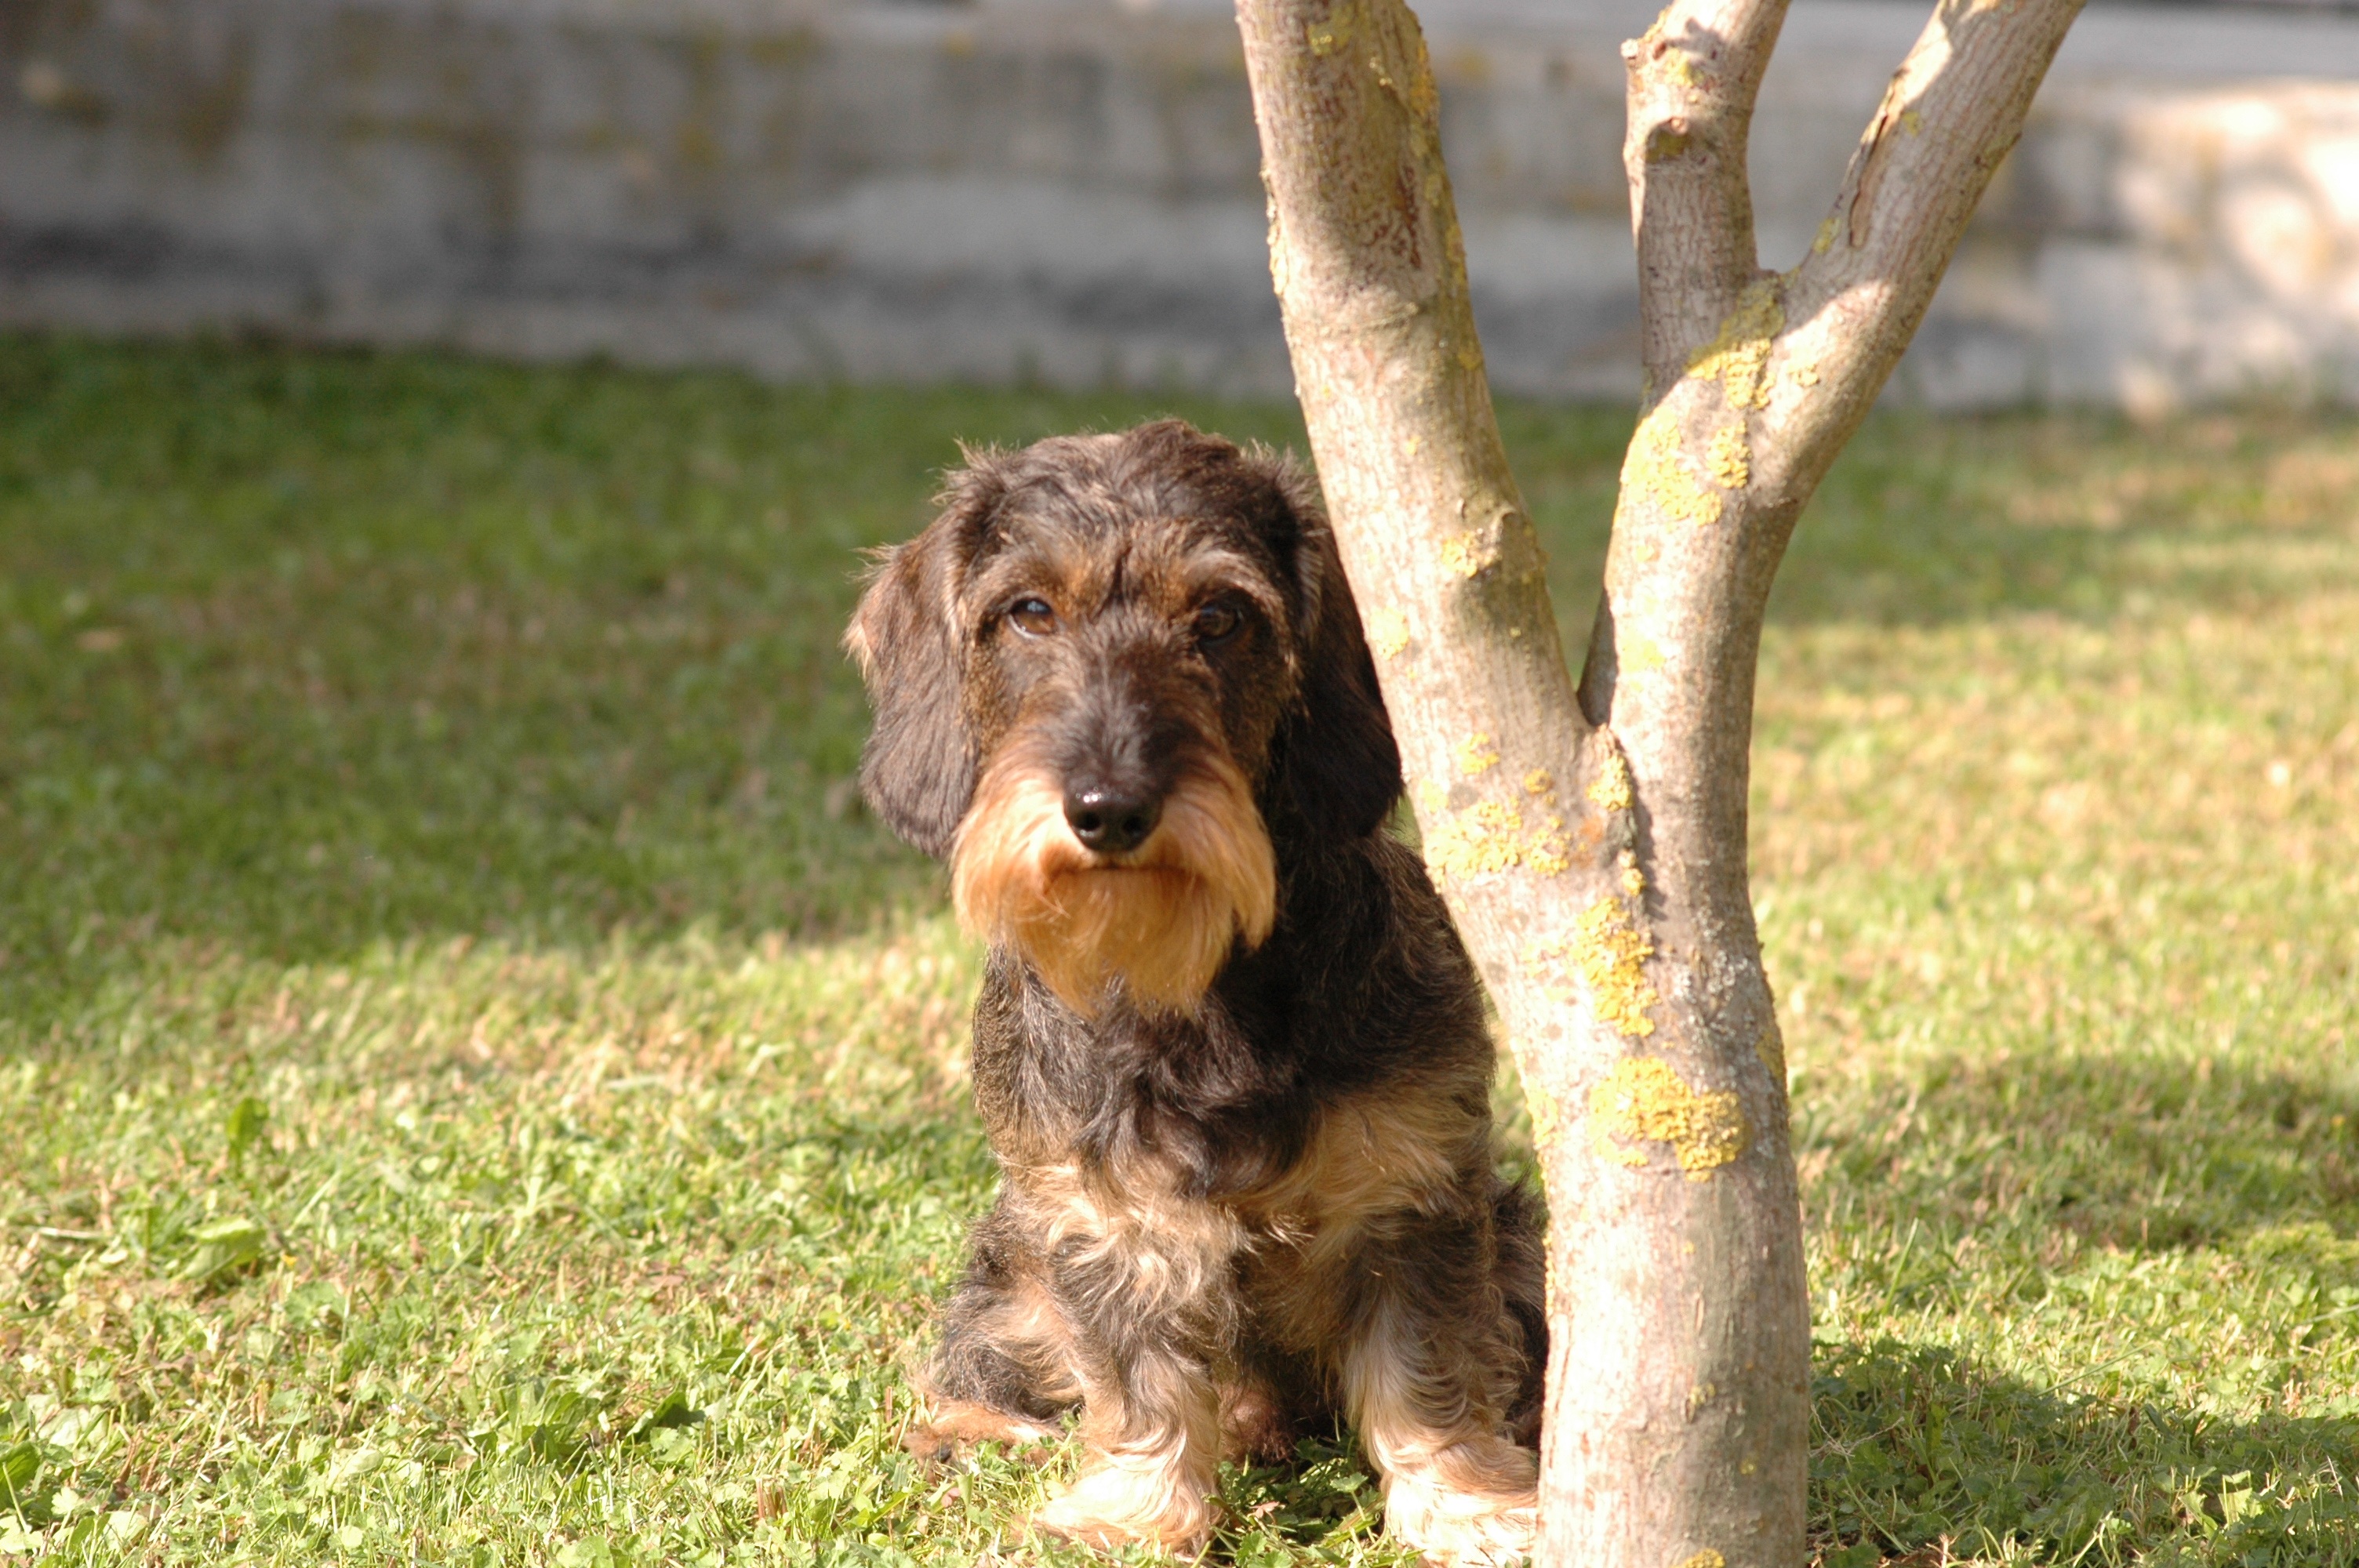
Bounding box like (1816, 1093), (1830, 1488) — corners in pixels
(1008, 597), (1058, 637)
(1192, 601), (1242, 644)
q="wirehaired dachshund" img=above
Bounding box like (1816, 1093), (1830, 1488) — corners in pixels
(848, 419), (1543, 1564)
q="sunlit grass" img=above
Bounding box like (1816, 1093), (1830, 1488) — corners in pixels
(1, 335), (2354, 1565)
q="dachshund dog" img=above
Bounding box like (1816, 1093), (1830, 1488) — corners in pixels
(848, 420), (1543, 1564)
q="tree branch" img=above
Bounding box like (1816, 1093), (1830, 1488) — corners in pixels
(1762, 0), (2084, 506)
(1582, 0), (2085, 939)
(1240, 0), (2083, 1563)
(1238, 0), (1600, 944)
(1622, 0), (1792, 390)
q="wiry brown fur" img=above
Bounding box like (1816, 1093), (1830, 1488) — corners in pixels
(851, 421), (1545, 1565)
(953, 743), (1275, 1015)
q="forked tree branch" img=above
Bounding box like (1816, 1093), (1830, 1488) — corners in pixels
(1238, 0), (2082, 1562)
(1587, 0), (2083, 931)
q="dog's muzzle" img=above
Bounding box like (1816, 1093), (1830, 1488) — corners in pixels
(951, 741), (1277, 1016)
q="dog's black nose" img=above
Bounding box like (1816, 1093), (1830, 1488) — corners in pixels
(1064, 787), (1161, 855)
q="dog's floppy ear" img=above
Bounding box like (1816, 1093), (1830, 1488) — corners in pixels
(845, 459), (1002, 858)
(1259, 457), (1404, 840)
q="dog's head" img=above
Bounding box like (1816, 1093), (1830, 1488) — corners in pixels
(846, 419), (1400, 1016)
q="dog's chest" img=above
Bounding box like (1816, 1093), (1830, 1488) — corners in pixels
(1231, 1091), (1467, 1237)
(973, 975), (1304, 1148)
(1014, 1086), (1469, 1263)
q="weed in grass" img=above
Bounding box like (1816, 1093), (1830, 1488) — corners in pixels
(0, 335), (2354, 1564)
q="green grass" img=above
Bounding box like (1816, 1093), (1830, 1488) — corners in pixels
(0, 334), (2354, 1566)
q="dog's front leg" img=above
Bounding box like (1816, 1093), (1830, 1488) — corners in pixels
(1339, 1236), (1539, 1566)
(1035, 1337), (1223, 1554)
(1029, 1213), (1234, 1556)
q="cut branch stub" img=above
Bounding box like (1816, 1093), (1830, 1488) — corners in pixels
(1621, 0), (1791, 389)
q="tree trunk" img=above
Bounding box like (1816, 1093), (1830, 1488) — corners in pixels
(1234, 0), (2083, 1563)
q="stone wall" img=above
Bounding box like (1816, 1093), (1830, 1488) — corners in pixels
(5, 0), (2358, 407)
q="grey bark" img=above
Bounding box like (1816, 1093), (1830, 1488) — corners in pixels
(1234, 0), (2083, 1563)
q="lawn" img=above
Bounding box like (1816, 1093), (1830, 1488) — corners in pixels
(0, 333), (2354, 1566)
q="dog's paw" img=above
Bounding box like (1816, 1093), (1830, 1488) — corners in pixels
(901, 1399), (1060, 1467)
(1032, 1460), (1215, 1558)
(1380, 1436), (1538, 1567)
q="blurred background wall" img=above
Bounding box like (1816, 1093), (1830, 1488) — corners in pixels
(4, 0), (2357, 409)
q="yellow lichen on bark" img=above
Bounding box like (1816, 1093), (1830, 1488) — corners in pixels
(1531, 885), (1657, 1037)
(1590, 1058), (1750, 1178)
(1521, 769), (1572, 873)
(1525, 813), (1571, 875)
(1709, 421), (1751, 491)
(1754, 1018), (1787, 1083)
(1686, 277), (1785, 409)
(1425, 800), (1525, 878)
(1456, 732), (1500, 775)
(1643, 123), (1692, 162)
(1621, 631), (1668, 673)
(1620, 406), (1723, 530)
(1525, 1076), (1561, 1148)
(1630, 10), (1707, 89)
(1675, 1552), (1729, 1568)
(1587, 743), (1634, 812)
(1439, 530), (1499, 578)
(1366, 606), (1411, 659)
(1425, 794), (1570, 880)
(1305, 6), (1352, 56)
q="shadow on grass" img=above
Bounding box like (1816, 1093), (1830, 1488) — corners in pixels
(1801, 1049), (2359, 1268)
(5, 335), (2357, 1042)
(0, 334), (1326, 1032)
(1025, 1339), (2359, 1568)
(1799, 1046), (2359, 1564)
(1811, 1340), (2359, 1567)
